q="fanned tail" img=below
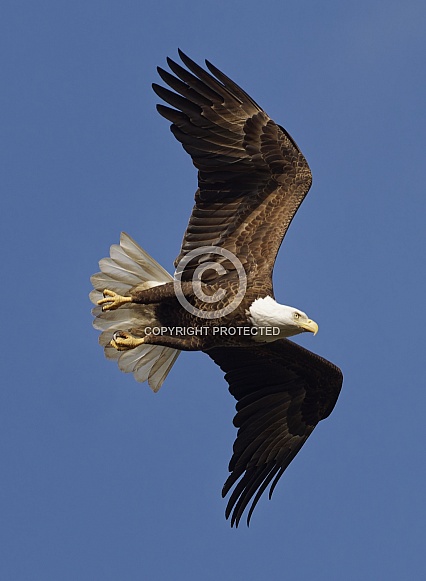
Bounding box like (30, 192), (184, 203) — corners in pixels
(90, 232), (180, 392)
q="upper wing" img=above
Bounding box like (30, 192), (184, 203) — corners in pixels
(153, 51), (312, 281)
(206, 339), (343, 527)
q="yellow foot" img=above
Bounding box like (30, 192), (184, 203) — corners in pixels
(98, 289), (132, 311)
(110, 331), (145, 351)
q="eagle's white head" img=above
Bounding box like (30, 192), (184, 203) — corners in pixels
(248, 296), (318, 343)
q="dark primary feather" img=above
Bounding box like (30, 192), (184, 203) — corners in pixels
(153, 50), (313, 281)
(206, 340), (343, 526)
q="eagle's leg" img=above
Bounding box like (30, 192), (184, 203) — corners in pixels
(109, 330), (204, 352)
(130, 281), (193, 303)
(97, 290), (132, 311)
(98, 281), (192, 312)
(142, 332), (205, 351)
(110, 331), (145, 351)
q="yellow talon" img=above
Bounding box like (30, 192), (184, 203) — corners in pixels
(97, 289), (132, 311)
(110, 331), (145, 351)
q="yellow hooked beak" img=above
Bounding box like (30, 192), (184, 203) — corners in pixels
(300, 319), (319, 335)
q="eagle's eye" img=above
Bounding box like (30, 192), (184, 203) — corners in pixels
(293, 312), (300, 320)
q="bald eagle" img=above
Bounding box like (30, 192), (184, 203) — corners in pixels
(90, 51), (343, 527)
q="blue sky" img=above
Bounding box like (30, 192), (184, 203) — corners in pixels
(2, 1), (426, 579)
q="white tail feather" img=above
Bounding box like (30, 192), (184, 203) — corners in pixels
(90, 232), (180, 392)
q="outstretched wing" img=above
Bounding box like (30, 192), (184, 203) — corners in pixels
(206, 340), (343, 527)
(153, 51), (312, 282)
